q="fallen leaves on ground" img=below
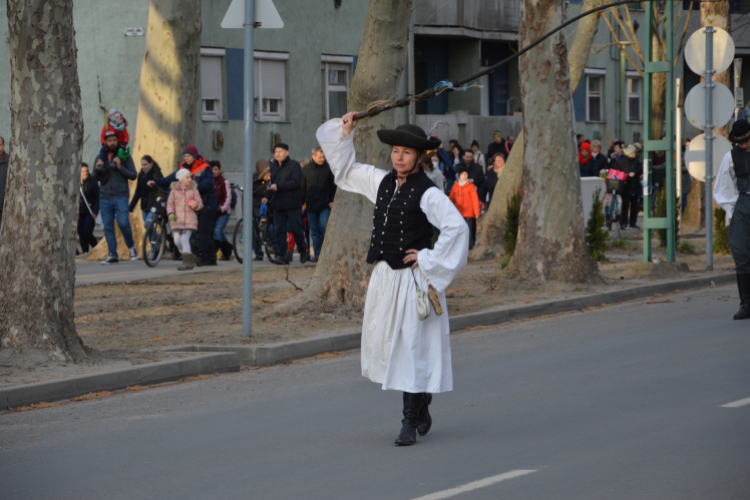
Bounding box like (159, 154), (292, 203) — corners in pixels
(125, 385), (145, 391)
(71, 391), (112, 402)
(315, 351), (341, 359)
(9, 401), (60, 412)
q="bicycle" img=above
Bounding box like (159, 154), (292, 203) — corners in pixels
(231, 183), (276, 264)
(605, 177), (623, 240)
(142, 186), (193, 267)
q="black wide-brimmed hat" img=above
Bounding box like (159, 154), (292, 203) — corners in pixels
(377, 124), (441, 151)
(730, 120), (750, 143)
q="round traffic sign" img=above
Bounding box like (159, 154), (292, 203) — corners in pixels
(685, 133), (732, 182)
(685, 26), (735, 76)
(684, 82), (735, 130)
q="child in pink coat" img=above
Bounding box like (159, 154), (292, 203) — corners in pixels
(167, 169), (203, 270)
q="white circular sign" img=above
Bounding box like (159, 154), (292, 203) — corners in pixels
(684, 82), (735, 130)
(685, 133), (732, 182)
(685, 26), (735, 75)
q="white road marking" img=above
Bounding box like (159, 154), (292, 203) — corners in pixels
(410, 469), (537, 500)
(721, 397), (750, 408)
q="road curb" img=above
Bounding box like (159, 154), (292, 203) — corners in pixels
(0, 352), (239, 410)
(164, 272), (735, 367)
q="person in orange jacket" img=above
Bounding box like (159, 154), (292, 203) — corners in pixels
(449, 165), (480, 249)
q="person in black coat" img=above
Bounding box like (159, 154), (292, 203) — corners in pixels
(262, 143), (310, 264)
(129, 155), (163, 228)
(614, 144), (643, 230)
(590, 140), (609, 175)
(486, 131), (506, 161)
(301, 147), (337, 261)
(485, 152), (505, 207)
(78, 163), (99, 253)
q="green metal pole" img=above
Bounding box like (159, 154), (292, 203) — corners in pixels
(643, 1), (653, 263)
(665, 0), (676, 262)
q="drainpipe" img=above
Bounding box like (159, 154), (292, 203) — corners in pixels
(408, 8), (416, 125)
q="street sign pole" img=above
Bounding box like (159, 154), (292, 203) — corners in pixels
(223, 0), (282, 338)
(705, 26), (714, 270)
(242, 0), (255, 337)
(676, 77), (683, 236)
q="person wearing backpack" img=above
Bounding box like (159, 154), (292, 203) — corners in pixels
(210, 161), (233, 261)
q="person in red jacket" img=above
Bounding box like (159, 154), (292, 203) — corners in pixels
(100, 109), (129, 147)
(449, 165), (481, 250)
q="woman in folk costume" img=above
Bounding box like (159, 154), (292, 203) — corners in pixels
(317, 112), (469, 446)
(714, 120), (750, 320)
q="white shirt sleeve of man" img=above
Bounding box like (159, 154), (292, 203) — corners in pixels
(713, 150), (738, 223)
(316, 118), (387, 204)
(417, 187), (469, 293)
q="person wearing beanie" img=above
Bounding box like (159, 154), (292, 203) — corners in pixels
(714, 120), (750, 320)
(99, 108), (129, 147)
(470, 140), (486, 171)
(578, 141), (597, 177)
(612, 144), (642, 230)
(262, 143), (310, 265)
(167, 168), (203, 271)
(317, 112), (469, 446)
(486, 130), (506, 161)
(149, 144), (218, 265)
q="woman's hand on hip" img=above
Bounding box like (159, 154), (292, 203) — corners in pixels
(403, 249), (419, 269)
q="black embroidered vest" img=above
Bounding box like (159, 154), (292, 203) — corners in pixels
(366, 170), (436, 270)
(731, 145), (750, 192)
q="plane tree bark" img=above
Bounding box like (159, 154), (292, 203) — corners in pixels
(91, 0), (202, 260)
(0, 0), (87, 361)
(506, 0), (602, 283)
(472, 0), (605, 259)
(274, 0), (413, 315)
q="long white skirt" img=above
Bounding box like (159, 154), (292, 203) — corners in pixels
(361, 261), (453, 393)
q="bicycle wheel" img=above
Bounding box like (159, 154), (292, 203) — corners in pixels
(144, 218), (167, 267)
(607, 192), (617, 231)
(263, 221), (276, 261)
(233, 219), (244, 264)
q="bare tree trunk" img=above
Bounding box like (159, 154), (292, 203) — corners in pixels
(0, 0), (87, 361)
(472, 0), (604, 259)
(506, 0), (601, 283)
(683, 0), (730, 229)
(91, 0), (202, 261)
(274, 0), (413, 315)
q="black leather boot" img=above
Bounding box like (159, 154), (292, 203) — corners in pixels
(220, 240), (233, 261)
(734, 273), (750, 320)
(395, 392), (421, 446)
(416, 393), (432, 436)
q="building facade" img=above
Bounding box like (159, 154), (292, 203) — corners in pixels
(0, 0), (369, 180)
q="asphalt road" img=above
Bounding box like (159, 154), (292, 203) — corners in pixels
(1, 285), (748, 499)
(75, 256), (313, 286)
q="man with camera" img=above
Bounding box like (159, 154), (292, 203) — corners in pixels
(91, 130), (138, 264)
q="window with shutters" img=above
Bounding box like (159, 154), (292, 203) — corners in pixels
(200, 49), (225, 121)
(321, 59), (351, 121)
(254, 56), (287, 121)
